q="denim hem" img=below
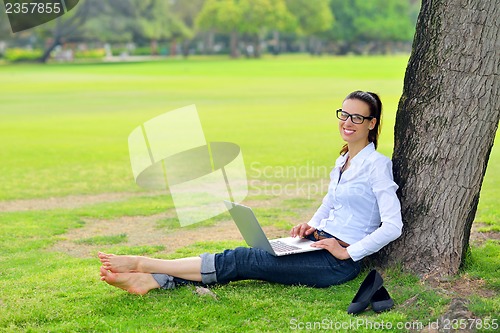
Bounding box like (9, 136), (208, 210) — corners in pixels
(151, 273), (176, 290)
(200, 252), (217, 284)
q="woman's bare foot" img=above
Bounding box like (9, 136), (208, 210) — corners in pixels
(98, 252), (141, 273)
(99, 266), (160, 295)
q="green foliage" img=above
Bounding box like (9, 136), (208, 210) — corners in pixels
(268, 0), (299, 33)
(0, 0), (419, 58)
(197, 0), (296, 36)
(4, 48), (43, 62)
(285, 0), (333, 35)
(238, 0), (294, 36)
(73, 48), (106, 59)
(134, 0), (187, 40)
(238, 0), (271, 35)
(196, 0), (242, 33)
(78, 0), (133, 43)
(330, 0), (417, 42)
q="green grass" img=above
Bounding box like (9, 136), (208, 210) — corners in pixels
(0, 55), (406, 200)
(0, 55), (498, 332)
(75, 234), (128, 245)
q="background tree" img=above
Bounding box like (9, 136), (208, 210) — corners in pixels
(131, 0), (175, 55)
(374, 0), (499, 275)
(1, 0), (420, 59)
(196, 0), (242, 58)
(34, 0), (93, 62)
(81, 0), (136, 45)
(263, 0), (298, 55)
(285, 0), (333, 55)
(170, 0), (205, 57)
(196, 0), (295, 58)
(237, 0), (295, 58)
(329, 0), (417, 54)
(118, 0), (190, 56)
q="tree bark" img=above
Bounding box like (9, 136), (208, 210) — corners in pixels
(373, 0), (499, 276)
(181, 40), (190, 58)
(150, 39), (158, 56)
(39, 36), (62, 63)
(230, 31), (239, 58)
(170, 38), (177, 57)
(253, 35), (261, 58)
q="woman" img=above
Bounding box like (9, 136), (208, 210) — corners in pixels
(98, 91), (402, 294)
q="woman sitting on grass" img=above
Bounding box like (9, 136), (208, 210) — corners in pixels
(98, 90), (403, 294)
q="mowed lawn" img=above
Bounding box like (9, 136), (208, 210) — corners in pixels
(0, 55), (498, 332)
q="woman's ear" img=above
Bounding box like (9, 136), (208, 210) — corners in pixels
(369, 118), (377, 130)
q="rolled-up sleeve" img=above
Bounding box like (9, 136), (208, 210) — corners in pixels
(346, 158), (402, 261)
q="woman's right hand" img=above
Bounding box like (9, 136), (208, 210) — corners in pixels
(290, 223), (316, 238)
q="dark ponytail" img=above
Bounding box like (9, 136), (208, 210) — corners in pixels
(339, 90), (382, 155)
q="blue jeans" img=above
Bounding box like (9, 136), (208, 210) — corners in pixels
(153, 233), (361, 289)
(203, 247), (360, 287)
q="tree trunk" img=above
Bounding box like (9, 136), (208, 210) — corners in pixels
(39, 36), (61, 63)
(230, 31), (239, 58)
(150, 39), (158, 56)
(272, 30), (280, 55)
(253, 35), (261, 58)
(205, 31), (214, 55)
(373, 0), (499, 276)
(181, 40), (190, 58)
(38, 2), (90, 64)
(170, 38), (178, 57)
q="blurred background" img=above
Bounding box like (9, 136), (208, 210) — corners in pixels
(0, 0), (420, 63)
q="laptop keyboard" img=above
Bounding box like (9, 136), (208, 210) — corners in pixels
(270, 240), (301, 253)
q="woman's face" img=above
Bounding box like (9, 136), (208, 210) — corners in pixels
(338, 98), (377, 145)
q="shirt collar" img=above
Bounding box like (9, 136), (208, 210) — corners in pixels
(336, 142), (375, 167)
(349, 142), (375, 165)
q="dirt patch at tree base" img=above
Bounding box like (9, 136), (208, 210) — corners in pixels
(0, 192), (159, 213)
(46, 195), (298, 259)
(470, 222), (500, 246)
(49, 212), (289, 259)
(418, 298), (476, 333)
(423, 273), (497, 299)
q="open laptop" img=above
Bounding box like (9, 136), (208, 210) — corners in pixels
(224, 201), (323, 256)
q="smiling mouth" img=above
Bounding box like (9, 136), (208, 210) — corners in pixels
(343, 128), (356, 135)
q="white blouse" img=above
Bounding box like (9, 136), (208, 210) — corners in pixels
(308, 142), (403, 261)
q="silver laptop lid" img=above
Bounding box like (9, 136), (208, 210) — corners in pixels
(224, 201), (276, 255)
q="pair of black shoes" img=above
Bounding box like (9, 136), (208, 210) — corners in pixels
(347, 269), (394, 314)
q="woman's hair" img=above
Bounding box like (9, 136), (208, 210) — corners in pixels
(339, 90), (382, 155)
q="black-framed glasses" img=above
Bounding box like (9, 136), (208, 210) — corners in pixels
(336, 109), (374, 124)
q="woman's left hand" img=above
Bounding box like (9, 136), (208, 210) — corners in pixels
(311, 239), (351, 260)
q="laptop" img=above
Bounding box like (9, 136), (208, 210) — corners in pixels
(224, 201), (323, 256)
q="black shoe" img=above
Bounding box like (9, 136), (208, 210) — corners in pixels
(347, 269), (383, 314)
(371, 286), (394, 313)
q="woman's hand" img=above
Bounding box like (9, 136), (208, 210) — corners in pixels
(290, 223), (316, 238)
(311, 238), (351, 260)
